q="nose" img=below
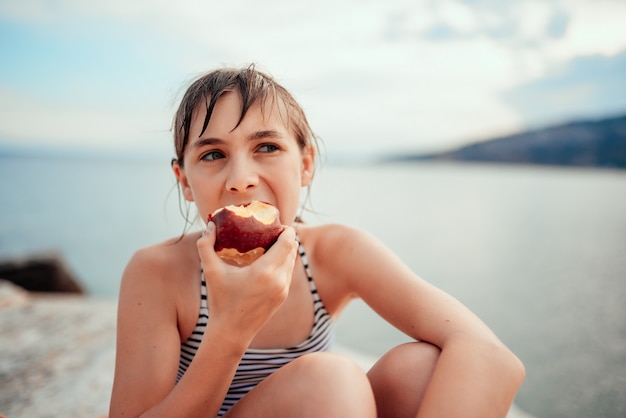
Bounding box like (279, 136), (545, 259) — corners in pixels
(225, 156), (259, 193)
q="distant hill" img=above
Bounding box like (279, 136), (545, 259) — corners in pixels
(387, 114), (626, 169)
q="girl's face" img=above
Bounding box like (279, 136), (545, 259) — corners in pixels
(173, 91), (315, 226)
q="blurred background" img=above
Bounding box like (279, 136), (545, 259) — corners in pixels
(1, 1), (625, 417)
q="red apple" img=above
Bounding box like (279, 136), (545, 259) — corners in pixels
(208, 201), (283, 266)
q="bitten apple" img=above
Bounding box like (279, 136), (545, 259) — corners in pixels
(208, 201), (283, 266)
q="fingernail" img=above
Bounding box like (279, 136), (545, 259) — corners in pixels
(204, 221), (215, 235)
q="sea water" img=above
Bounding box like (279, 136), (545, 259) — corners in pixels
(1, 156), (625, 417)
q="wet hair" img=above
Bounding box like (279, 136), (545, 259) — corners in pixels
(172, 64), (318, 166)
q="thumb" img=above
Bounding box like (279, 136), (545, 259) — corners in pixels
(197, 221), (219, 266)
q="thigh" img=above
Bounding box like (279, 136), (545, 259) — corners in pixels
(224, 352), (376, 418)
(367, 342), (440, 418)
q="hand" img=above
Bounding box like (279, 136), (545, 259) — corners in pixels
(196, 222), (298, 344)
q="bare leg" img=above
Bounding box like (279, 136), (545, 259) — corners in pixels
(367, 342), (440, 418)
(224, 352), (377, 418)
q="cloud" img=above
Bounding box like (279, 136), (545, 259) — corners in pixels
(503, 50), (626, 127)
(0, 0), (625, 157)
(551, 0), (626, 58)
(0, 86), (173, 153)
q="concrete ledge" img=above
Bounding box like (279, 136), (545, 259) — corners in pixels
(0, 281), (114, 418)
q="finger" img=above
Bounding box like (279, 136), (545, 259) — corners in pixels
(197, 221), (220, 267)
(256, 226), (298, 276)
(265, 226), (297, 260)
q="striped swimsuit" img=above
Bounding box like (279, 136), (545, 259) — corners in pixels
(177, 240), (336, 417)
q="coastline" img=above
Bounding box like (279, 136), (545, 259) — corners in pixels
(0, 281), (534, 417)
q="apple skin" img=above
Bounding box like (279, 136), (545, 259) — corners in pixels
(208, 201), (283, 265)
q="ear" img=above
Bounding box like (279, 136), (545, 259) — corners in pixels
(172, 159), (195, 202)
(300, 144), (316, 187)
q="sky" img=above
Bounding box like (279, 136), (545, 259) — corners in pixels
(1, 0), (626, 160)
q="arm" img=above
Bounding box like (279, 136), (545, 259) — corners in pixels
(323, 225), (525, 418)
(109, 226), (298, 418)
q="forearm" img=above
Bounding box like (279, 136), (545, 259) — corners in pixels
(417, 337), (525, 418)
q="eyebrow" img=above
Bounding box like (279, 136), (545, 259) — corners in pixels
(190, 137), (224, 150)
(247, 129), (283, 141)
(191, 130), (284, 150)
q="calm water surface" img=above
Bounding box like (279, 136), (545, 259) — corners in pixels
(1, 157), (625, 418)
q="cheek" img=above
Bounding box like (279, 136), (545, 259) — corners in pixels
(278, 189), (305, 224)
(185, 181), (218, 221)
(195, 202), (214, 225)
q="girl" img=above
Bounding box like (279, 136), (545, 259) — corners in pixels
(109, 65), (525, 418)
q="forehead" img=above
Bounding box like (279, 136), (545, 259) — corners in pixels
(189, 90), (290, 138)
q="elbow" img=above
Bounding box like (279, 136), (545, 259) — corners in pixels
(488, 345), (526, 414)
(459, 336), (526, 391)
(494, 343), (526, 390)
(510, 351), (526, 387)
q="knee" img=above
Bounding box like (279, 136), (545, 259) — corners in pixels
(289, 352), (377, 416)
(227, 352), (376, 417)
(367, 342), (440, 418)
(294, 352), (372, 393)
(369, 342), (439, 384)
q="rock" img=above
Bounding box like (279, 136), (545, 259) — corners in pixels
(0, 280), (30, 309)
(0, 286), (116, 417)
(0, 253), (84, 294)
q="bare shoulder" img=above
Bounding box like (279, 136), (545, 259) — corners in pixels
(295, 223), (390, 314)
(297, 222), (374, 253)
(125, 234), (199, 275)
(119, 232), (201, 308)
(298, 221), (427, 306)
(298, 222), (392, 268)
